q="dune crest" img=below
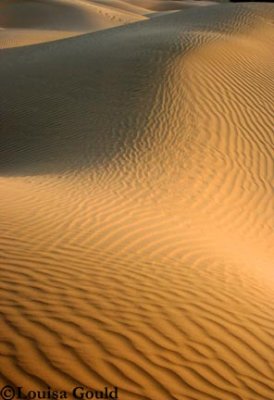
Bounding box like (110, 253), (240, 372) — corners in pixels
(0, 0), (219, 48)
(1, 2), (274, 399)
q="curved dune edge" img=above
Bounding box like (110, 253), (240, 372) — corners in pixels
(1, 2), (274, 400)
(0, 0), (220, 48)
(0, 0), (147, 48)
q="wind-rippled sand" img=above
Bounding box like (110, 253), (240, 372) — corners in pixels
(0, 1), (274, 399)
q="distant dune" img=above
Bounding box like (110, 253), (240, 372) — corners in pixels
(0, 1), (274, 399)
(0, 0), (218, 48)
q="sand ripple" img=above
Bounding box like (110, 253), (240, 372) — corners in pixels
(1, 2), (274, 399)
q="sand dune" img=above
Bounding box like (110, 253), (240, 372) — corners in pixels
(0, 0), (219, 48)
(0, 0), (147, 48)
(0, 1), (274, 400)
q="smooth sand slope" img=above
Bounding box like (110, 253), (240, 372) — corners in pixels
(0, 2), (274, 399)
(0, 0), (218, 48)
(0, 0), (147, 48)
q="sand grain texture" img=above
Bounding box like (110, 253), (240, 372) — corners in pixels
(0, 1), (274, 400)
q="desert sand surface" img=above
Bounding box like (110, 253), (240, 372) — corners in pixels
(0, 1), (274, 399)
(0, 0), (219, 48)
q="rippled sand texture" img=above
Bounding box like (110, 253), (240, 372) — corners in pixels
(1, 1), (274, 399)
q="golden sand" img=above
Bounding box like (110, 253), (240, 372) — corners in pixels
(0, 1), (273, 399)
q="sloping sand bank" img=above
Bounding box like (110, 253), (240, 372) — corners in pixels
(0, 0), (217, 48)
(0, 2), (274, 399)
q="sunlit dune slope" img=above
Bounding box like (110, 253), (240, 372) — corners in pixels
(0, 2), (274, 400)
(0, 0), (147, 48)
(0, 0), (220, 48)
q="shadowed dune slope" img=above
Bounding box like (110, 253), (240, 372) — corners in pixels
(0, 0), (147, 48)
(124, 0), (218, 12)
(0, 0), (221, 48)
(0, 2), (274, 400)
